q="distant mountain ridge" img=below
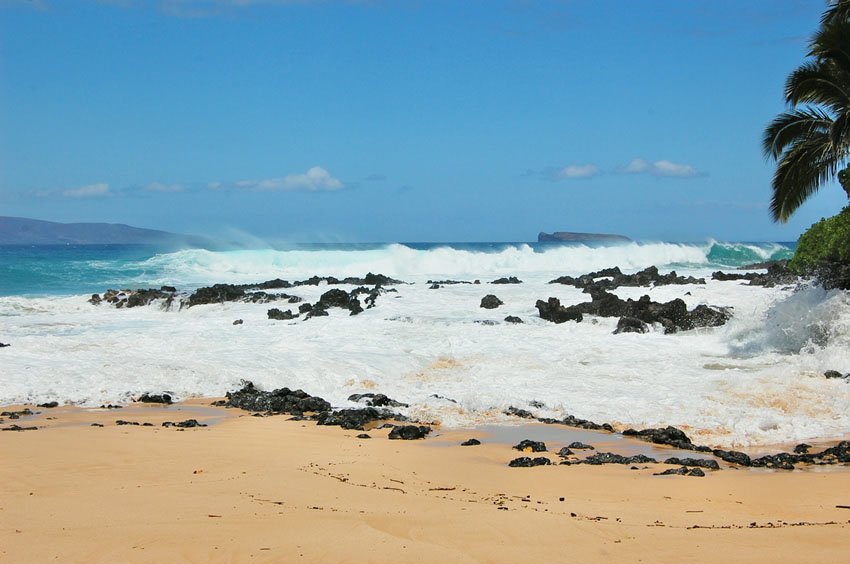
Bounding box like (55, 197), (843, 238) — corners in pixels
(0, 217), (206, 246)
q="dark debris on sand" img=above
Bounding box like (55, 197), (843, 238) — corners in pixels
(509, 456), (552, 467)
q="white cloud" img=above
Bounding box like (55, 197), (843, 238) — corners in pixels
(623, 158), (650, 174)
(146, 182), (184, 192)
(621, 158), (701, 178)
(237, 166), (344, 192)
(556, 164), (600, 179)
(63, 183), (110, 198)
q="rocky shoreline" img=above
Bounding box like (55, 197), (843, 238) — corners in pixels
(6, 259), (848, 469)
(5, 374), (849, 475)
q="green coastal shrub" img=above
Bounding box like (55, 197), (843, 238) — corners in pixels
(789, 207), (850, 272)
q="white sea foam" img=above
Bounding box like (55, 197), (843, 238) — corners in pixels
(2, 262), (850, 449)
(120, 242), (718, 289)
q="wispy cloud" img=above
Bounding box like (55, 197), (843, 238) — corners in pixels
(620, 158), (703, 178)
(216, 166), (344, 192)
(145, 181), (184, 193)
(522, 164), (601, 180)
(555, 164), (600, 179)
(63, 183), (111, 198)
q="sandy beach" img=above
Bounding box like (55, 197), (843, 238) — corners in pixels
(2, 401), (850, 562)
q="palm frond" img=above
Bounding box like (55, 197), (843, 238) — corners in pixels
(830, 111), (850, 148)
(763, 108), (832, 160)
(785, 60), (850, 111)
(821, 0), (850, 25)
(810, 18), (850, 69)
(770, 133), (841, 221)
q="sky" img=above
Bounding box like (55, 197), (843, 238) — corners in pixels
(0, 0), (846, 243)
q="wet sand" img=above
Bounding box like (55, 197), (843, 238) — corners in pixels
(2, 401), (850, 562)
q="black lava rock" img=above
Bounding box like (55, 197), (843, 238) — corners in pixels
(480, 294), (504, 309)
(491, 277), (522, 284)
(298, 303), (313, 314)
(37, 401), (59, 408)
(2, 424), (38, 431)
(824, 370), (849, 380)
(567, 442), (595, 450)
(504, 316), (524, 324)
(348, 393), (409, 408)
(537, 288), (730, 333)
(508, 457), (551, 467)
(0, 342), (10, 348)
(613, 316), (649, 334)
(750, 453), (799, 470)
(267, 308), (298, 320)
(505, 406), (535, 419)
(513, 439), (547, 453)
(550, 266), (705, 291)
(623, 426), (695, 450)
(162, 419), (207, 428)
(712, 449), (752, 466)
(664, 457), (720, 470)
(137, 393), (173, 405)
(187, 284), (245, 307)
(554, 415), (614, 432)
(1, 409), (33, 419)
(582, 452), (657, 465)
(388, 425), (431, 440)
(233, 319), (244, 325)
(557, 447), (575, 457)
(356, 433), (371, 439)
(655, 466), (706, 477)
(654, 466), (689, 476)
(535, 297), (583, 323)
(461, 438), (481, 446)
(225, 381), (331, 415)
(317, 408), (400, 431)
(305, 307), (329, 319)
(793, 443), (812, 454)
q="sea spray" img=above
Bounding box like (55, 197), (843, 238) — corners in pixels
(83, 241), (789, 292)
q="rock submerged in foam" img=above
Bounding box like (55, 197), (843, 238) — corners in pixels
(536, 289), (730, 333)
(479, 294), (503, 309)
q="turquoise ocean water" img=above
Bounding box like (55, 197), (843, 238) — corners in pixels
(0, 241), (795, 297)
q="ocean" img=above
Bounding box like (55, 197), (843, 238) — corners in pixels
(3, 240), (849, 449)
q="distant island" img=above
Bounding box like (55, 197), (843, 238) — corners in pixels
(538, 231), (632, 243)
(0, 217), (207, 246)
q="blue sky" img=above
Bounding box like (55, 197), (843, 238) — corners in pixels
(0, 0), (845, 242)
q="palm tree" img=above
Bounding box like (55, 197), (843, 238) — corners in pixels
(763, 0), (850, 222)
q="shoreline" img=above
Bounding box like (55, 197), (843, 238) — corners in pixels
(2, 399), (850, 561)
(5, 397), (850, 467)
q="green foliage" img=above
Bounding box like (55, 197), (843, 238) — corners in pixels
(789, 207), (850, 272)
